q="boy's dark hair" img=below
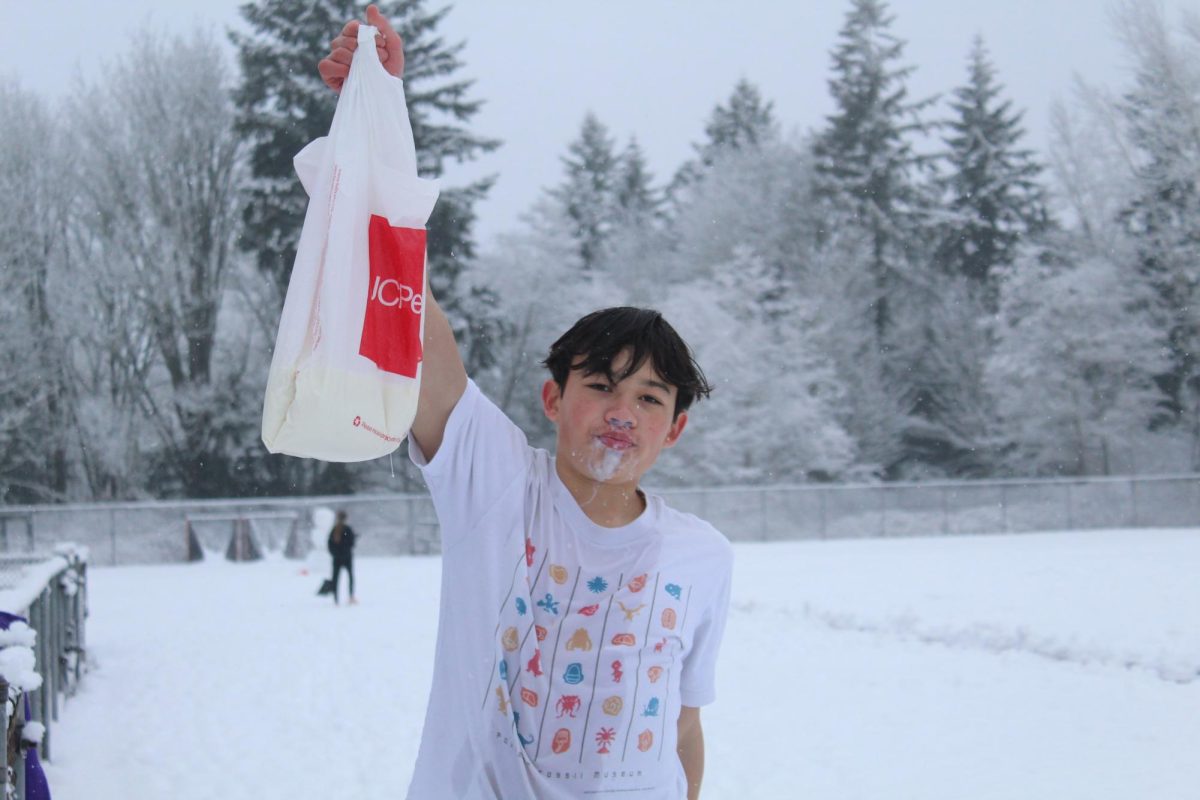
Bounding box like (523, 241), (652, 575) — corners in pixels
(542, 307), (712, 418)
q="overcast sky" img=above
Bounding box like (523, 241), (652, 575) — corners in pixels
(3, 1), (1200, 248)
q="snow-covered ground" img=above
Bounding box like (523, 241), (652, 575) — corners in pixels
(41, 528), (1200, 800)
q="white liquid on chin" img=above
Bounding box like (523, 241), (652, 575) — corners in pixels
(587, 441), (625, 482)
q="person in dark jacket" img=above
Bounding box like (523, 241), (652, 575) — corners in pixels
(327, 510), (357, 605)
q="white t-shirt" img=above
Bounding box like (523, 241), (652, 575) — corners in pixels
(406, 380), (733, 799)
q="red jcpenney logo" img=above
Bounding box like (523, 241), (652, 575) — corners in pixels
(351, 414), (401, 442)
(369, 276), (424, 314)
(360, 215), (425, 378)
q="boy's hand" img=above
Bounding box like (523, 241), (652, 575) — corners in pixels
(318, 4), (405, 93)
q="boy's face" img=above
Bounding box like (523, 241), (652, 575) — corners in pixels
(542, 349), (688, 488)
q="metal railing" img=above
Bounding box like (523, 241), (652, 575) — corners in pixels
(0, 546), (88, 798)
(0, 474), (1196, 565)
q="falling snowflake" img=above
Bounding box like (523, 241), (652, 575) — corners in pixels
(587, 576), (608, 594)
(536, 593), (560, 615)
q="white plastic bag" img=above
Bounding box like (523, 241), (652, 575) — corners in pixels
(262, 24), (439, 462)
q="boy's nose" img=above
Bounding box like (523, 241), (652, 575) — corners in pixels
(605, 407), (635, 429)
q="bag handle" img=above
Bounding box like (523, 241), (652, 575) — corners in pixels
(351, 24), (390, 79)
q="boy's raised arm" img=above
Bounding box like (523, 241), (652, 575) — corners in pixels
(410, 289), (468, 460)
(319, 5), (467, 461)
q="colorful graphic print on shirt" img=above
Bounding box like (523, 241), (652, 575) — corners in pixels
(483, 550), (695, 767)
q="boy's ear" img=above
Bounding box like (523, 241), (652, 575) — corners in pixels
(541, 379), (563, 422)
(663, 411), (688, 449)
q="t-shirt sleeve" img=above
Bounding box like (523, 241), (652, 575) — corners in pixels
(679, 540), (734, 707)
(407, 379), (533, 549)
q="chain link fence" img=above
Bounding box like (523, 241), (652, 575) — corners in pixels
(0, 474), (1196, 566)
(0, 494), (436, 566)
(656, 473), (1200, 542)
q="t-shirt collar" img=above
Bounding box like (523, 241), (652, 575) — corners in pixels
(549, 462), (659, 548)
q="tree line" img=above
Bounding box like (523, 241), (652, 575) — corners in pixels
(1, 0), (1197, 503)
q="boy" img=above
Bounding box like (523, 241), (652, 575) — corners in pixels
(320, 10), (733, 799)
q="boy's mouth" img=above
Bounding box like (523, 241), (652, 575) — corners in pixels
(596, 432), (635, 450)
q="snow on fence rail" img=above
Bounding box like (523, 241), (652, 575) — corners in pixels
(0, 545), (88, 798)
(0, 475), (1197, 566)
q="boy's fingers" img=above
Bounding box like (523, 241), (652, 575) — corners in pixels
(328, 40), (355, 66)
(317, 59), (349, 92)
(330, 33), (357, 55)
(365, 4), (388, 31)
(320, 9), (401, 91)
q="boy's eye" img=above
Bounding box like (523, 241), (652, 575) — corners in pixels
(640, 395), (663, 406)
(586, 382), (611, 392)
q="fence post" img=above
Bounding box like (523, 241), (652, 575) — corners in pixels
(0, 676), (8, 798)
(940, 486), (949, 535)
(1001, 484), (1009, 533)
(50, 588), (59, 726)
(13, 732), (22, 800)
(74, 560), (87, 686)
(760, 489), (768, 542)
(1065, 481), (1074, 530)
(36, 592), (50, 763)
(1129, 479), (1139, 528)
(407, 498), (416, 555)
(880, 487), (888, 538)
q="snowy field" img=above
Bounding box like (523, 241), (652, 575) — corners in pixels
(41, 528), (1200, 800)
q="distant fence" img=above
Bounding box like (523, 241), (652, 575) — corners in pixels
(657, 473), (1200, 541)
(0, 494), (438, 566)
(0, 474), (1196, 566)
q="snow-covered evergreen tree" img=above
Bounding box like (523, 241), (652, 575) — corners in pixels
(986, 239), (1169, 475)
(798, 223), (907, 476)
(937, 36), (1050, 302)
(888, 274), (998, 477)
(551, 113), (621, 273)
(883, 36), (1051, 476)
(652, 135), (862, 482)
(1111, 1), (1200, 460)
(812, 0), (934, 343)
(810, 0), (942, 476)
(599, 137), (672, 305)
(701, 79), (776, 156)
(670, 79), (777, 199)
(658, 247), (855, 485)
(669, 133), (810, 285)
(613, 138), (662, 220)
